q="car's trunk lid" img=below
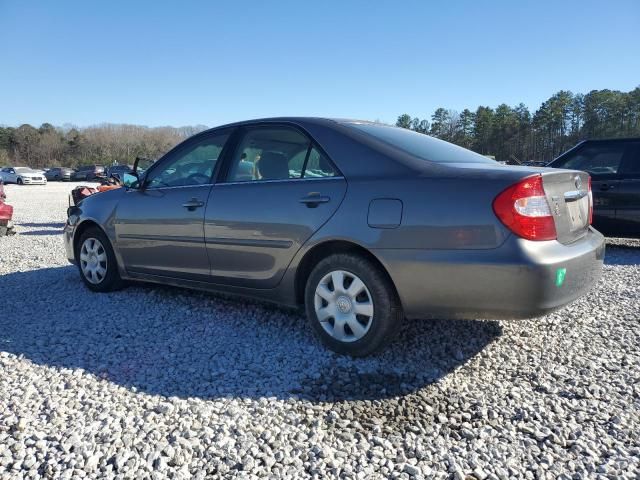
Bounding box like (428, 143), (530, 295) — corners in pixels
(541, 170), (590, 245)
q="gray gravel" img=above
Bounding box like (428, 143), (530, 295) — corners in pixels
(1, 182), (639, 479)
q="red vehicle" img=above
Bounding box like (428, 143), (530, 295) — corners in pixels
(0, 180), (15, 236)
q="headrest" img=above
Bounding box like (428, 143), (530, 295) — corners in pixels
(257, 151), (288, 180)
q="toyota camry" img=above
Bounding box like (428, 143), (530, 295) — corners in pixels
(64, 118), (605, 356)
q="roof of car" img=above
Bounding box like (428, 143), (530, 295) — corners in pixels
(580, 137), (640, 143)
(211, 117), (381, 130)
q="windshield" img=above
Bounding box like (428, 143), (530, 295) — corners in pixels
(346, 122), (494, 164)
(14, 167), (34, 173)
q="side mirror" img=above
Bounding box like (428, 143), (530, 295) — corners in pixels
(122, 172), (140, 189)
(131, 156), (155, 189)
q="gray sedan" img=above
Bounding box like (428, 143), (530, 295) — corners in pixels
(45, 167), (75, 181)
(64, 118), (605, 356)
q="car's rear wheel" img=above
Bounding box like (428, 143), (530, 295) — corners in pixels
(77, 227), (124, 292)
(305, 253), (403, 356)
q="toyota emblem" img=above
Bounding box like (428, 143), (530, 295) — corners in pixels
(574, 176), (582, 190)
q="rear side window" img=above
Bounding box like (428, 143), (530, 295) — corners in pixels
(303, 147), (337, 178)
(226, 127), (311, 182)
(346, 122), (494, 164)
(555, 144), (625, 175)
(620, 143), (640, 176)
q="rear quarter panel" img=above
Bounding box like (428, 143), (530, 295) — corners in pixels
(307, 176), (514, 251)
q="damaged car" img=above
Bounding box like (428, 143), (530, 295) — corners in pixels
(64, 118), (605, 356)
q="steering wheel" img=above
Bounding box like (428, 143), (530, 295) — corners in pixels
(186, 172), (211, 184)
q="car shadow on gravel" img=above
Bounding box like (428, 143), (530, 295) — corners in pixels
(604, 245), (640, 266)
(17, 222), (66, 228)
(0, 266), (502, 402)
(15, 222), (65, 236)
(19, 230), (63, 236)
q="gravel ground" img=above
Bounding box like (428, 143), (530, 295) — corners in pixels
(0, 182), (639, 479)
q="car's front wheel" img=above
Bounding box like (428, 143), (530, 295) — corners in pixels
(77, 227), (124, 292)
(16, 177), (23, 185)
(305, 253), (403, 356)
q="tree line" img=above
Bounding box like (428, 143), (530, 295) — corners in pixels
(396, 87), (640, 163)
(0, 123), (208, 168)
(1, 86), (638, 168)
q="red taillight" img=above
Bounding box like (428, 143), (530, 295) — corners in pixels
(588, 176), (593, 225)
(492, 174), (557, 241)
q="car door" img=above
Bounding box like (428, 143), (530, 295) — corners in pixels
(615, 142), (640, 237)
(114, 129), (232, 281)
(1, 168), (17, 183)
(551, 142), (626, 234)
(204, 124), (347, 288)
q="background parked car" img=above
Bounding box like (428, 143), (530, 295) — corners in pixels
(0, 179), (15, 236)
(45, 167), (75, 181)
(0, 167), (47, 185)
(549, 138), (640, 238)
(72, 165), (105, 181)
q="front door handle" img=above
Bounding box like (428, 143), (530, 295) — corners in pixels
(300, 193), (330, 208)
(182, 199), (205, 211)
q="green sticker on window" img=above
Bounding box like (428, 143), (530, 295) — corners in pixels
(555, 268), (566, 287)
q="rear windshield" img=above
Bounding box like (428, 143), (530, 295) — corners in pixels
(346, 122), (494, 164)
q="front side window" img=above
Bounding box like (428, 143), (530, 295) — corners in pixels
(226, 127), (310, 182)
(556, 144), (625, 175)
(146, 132), (229, 188)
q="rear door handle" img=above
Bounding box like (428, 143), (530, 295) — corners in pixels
(600, 184), (615, 191)
(182, 199), (205, 210)
(300, 193), (330, 208)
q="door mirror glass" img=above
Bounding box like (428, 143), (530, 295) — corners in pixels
(123, 172), (140, 188)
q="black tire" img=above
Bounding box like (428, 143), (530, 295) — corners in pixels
(76, 227), (124, 292)
(304, 253), (403, 356)
(17, 177), (23, 185)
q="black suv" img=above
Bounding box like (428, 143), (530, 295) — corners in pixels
(549, 138), (640, 238)
(72, 165), (105, 181)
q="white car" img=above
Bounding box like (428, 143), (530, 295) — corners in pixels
(0, 167), (47, 185)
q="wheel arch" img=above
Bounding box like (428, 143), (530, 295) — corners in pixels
(294, 239), (400, 306)
(73, 220), (109, 261)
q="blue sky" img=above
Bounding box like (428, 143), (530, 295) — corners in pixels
(1, 0), (638, 128)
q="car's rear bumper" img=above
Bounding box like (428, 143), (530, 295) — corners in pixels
(375, 228), (605, 320)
